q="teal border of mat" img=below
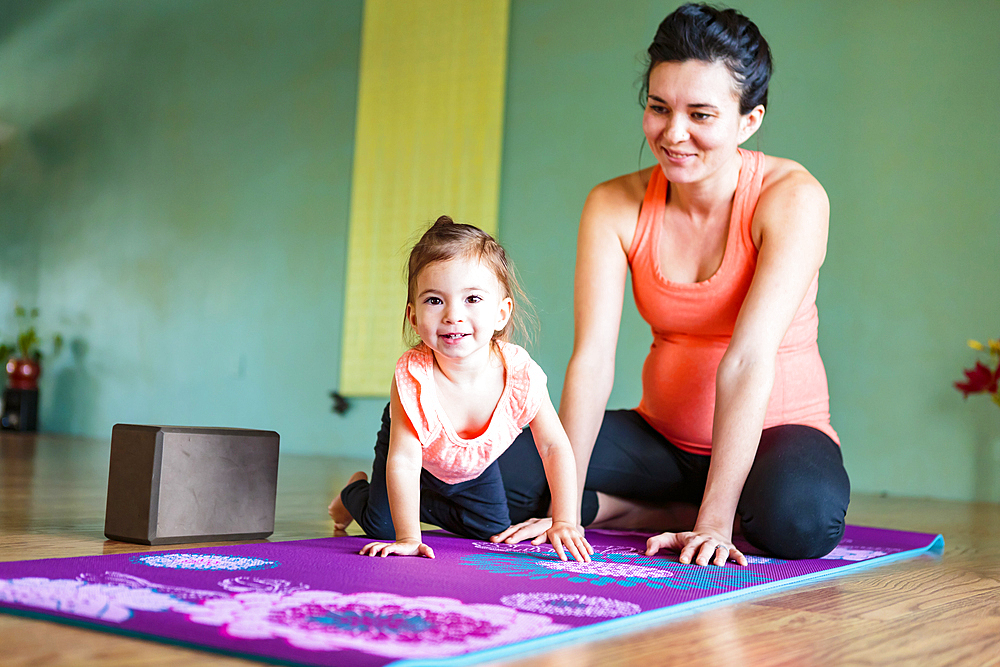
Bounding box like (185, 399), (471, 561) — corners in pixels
(391, 533), (944, 667)
(0, 533), (943, 667)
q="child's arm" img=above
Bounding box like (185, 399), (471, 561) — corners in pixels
(528, 394), (594, 563)
(360, 379), (435, 559)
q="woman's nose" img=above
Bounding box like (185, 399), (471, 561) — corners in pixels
(665, 116), (689, 143)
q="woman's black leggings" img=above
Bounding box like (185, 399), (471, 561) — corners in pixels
(497, 409), (851, 559)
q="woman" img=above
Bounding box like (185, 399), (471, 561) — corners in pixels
(495, 3), (850, 565)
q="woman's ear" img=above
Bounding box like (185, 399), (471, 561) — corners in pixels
(738, 104), (765, 144)
(495, 296), (513, 333)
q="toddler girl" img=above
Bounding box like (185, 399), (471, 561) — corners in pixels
(329, 216), (592, 562)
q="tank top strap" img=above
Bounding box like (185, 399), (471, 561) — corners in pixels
(627, 167), (667, 265)
(733, 148), (766, 253)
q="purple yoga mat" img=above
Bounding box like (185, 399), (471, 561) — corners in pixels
(0, 526), (942, 667)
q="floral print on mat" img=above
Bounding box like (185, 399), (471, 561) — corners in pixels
(0, 577), (198, 622)
(184, 589), (569, 658)
(0, 573), (568, 659)
(131, 553), (280, 571)
(500, 592), (640, 618)
(464, 542), (769, 591)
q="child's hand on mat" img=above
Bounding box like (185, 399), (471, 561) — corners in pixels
(360, 538), (435, 559)
(542, 521), (594, 563)
(645, 530), (747, 567)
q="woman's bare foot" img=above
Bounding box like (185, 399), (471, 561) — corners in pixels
(328, 471), (367, 530)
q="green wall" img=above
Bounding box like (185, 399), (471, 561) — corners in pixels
(0, 0), (389, 453)
(1, 1), (998, 501)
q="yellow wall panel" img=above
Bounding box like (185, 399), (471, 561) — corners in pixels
(340, 0), (510, 395)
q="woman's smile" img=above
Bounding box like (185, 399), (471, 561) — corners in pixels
(664, 148), (697, 163)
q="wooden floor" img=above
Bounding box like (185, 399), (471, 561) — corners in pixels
(1, 433), (998, 666)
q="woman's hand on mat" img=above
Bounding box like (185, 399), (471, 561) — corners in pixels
(645, 530), (747, 567)
(491, 517), (585, 545)
(544, 521), (594, 562)
(360, 538), (435, 559)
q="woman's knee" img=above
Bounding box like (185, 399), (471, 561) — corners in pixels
(740, 499), (845, 559)
(739, 425), (850, 559)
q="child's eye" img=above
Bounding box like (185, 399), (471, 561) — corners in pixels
(466, 295), (482, 304)
(424, 296), (442, 305)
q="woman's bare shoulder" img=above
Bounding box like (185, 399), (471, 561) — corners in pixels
(583, 167), (656, 229)
(589, 167), (653, 205)
(760, 155), (827, 202)
(752, 155), (830, 245)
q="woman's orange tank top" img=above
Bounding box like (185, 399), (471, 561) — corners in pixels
(627, 148), (839, 455)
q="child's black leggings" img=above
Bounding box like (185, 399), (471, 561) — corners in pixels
(339, 404), (512, 541)
(498, 409), (850, 559)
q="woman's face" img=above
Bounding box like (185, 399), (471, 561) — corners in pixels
(642, 59), (763, 186)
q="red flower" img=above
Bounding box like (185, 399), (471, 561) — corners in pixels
(954, 361), (999, 398)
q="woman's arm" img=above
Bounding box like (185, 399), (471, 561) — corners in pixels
(646, 161), (830, 566)
(527, 394), (594, 562)
(360, 379), (435, 558)
(560, 184), (632, 502)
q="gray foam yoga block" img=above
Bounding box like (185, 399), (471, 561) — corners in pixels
(104, 424), (280, 545)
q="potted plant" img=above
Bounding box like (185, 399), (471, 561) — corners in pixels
(2, 306), (63, 391)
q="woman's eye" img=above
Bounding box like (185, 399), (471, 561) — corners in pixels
(691, 112), (710, 121)
(648, 104), (668, 114)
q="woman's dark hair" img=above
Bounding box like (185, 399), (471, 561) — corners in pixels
(641, 3), (772, 115)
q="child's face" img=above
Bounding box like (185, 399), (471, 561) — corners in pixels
(406, 257), (512, 363)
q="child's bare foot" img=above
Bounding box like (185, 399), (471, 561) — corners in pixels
(328, 471), (367, 530)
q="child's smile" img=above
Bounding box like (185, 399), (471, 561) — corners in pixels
(440, 332), (471, 344)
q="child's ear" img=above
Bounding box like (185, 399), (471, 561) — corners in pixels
(495, 297), (513, 333)
(406, 303), (417, 330)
